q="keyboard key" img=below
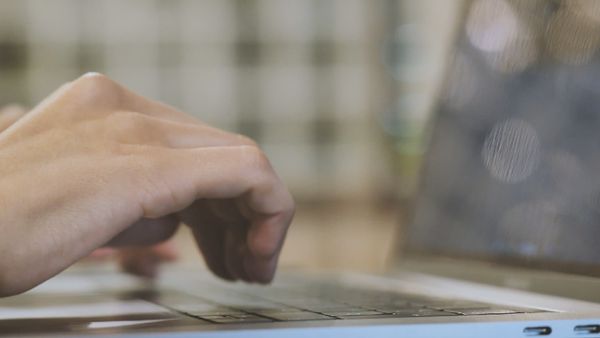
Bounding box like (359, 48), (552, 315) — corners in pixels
(236, 306), (298, 313)
(186, 308), (248, 316)
(256, 311), (336, 321)
(366, 304), (425, 312)
(322, 310), (385, 317)
(150, 285), (544, 324)
(200, 314), (273, 324)
(444, 308), (520, 316)
(327, 311), (388, 319)
(387, 309), (457, 317)
(258, 297), (348, 310)
(424, 301), (492, 310)
(335, 310), (455, 320)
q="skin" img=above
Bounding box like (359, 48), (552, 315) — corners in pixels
(0, 73), (295, 297)
(0, 105), (178, 279)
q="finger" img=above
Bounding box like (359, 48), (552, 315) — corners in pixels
(118, 242), (178, 278)
(106, 216), (179, 247)
(131, 146), (294, 282)
(234, 178), (294, 283)
(118, 248), (161, 278)
(224, 229), (241, 280)
(244, 248), (280, 284)
(133, 145), (293, 219)
(0, 105), (27, 132)
(207, 200), (252, 282)
(225, 225), (253, 282)
(244, 212), (293, 283)
(179, 201), (235, 281)
(195, 225), (233, 281)
(188, 206), (286, 283)
(183, 200), (253, 282)
(151, 241), (178, 261)
(87, 248), (116, 260)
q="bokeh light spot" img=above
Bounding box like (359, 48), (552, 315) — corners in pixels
(482, 119), (540, 182)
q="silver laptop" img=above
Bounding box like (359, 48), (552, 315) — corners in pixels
(3, 1), (600, 336)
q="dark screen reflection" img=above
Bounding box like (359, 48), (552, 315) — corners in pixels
(408, 0), (600, 270)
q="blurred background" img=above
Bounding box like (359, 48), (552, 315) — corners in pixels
(8, 0), (594, 274)
(0, 0), (460, 273)
(0, 0), (414, 202)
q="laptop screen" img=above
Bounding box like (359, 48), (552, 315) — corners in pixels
(404, 0), (600, 276)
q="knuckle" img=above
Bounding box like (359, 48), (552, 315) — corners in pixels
(240, 145), (271, 174)
(80, 71), (110, 82)
(235, 134), (258, 147)
(77, 72), (114, 88)
(69, 72), (123, 107)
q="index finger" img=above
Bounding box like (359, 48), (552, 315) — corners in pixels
(232, 148), (294, 279)
(129, 145), (294, 283)
(244, 210), (294, 283)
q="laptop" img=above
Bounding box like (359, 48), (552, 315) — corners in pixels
(2, 1), (600, 336)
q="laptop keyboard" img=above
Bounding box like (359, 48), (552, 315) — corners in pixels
(132, 283), (544, 324)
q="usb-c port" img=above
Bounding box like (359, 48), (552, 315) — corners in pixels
(524, 326), (552, 336)
(574, 324), (600, 334)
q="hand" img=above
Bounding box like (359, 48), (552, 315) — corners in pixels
(0, 104), (178, 279)
(0, 73), (295, 296)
